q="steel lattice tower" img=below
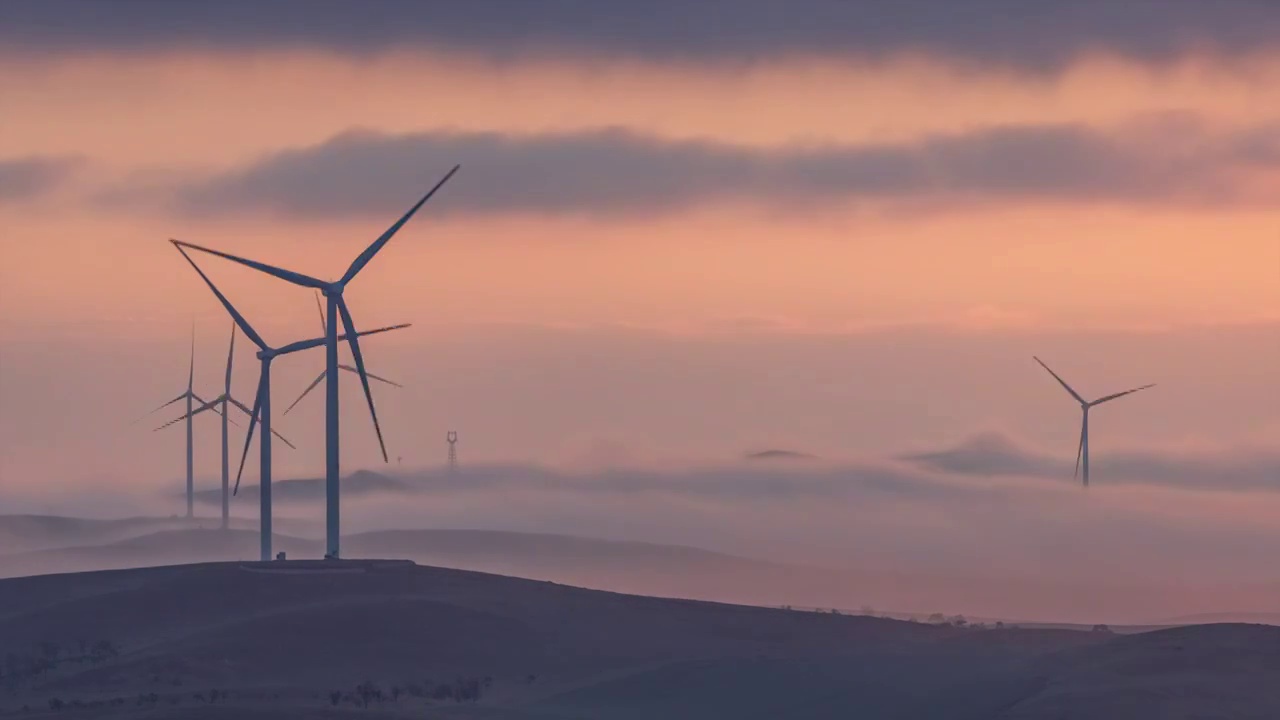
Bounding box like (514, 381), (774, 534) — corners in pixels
(446, 431), (458, 474)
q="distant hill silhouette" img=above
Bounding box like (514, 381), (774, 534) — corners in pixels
(3, 526), (1275, 628)
(1160, 611), (1280, 625)
(0, 513), (318, 554)
(899, 431), (1042, 475)
(193, 469), (410, 504)
(744, 448), (817, 461)
(0, 562), (1274, 718)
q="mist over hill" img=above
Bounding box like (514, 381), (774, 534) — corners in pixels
(744, 449), (818, 461)
(192, 470), (410, 505)
(0, 521), (1275, 628)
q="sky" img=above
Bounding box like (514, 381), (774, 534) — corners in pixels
(0, 1), (1278, 601)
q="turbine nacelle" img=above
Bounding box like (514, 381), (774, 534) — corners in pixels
(1033, 356), (1155, 488)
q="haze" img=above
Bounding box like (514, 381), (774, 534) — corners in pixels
(1, 0), (1278, 626)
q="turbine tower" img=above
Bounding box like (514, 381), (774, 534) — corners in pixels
(282, 291), (404, 417)
(172, 242), (411, 560)
(447, 430), (458, 474)
(155, 321), (295, 529)
(1034, 356), (1155, 488)
(135, 326), (220, 518)
(173, 163), (458, 559)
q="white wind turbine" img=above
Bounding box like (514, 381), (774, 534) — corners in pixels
(1034, 356), (1155, 488)
(283, 291), (403, 417)
(173, 163), (458, 559)
(155, 321), (295, 530)
(172, 242), (410, 561)
(135, 326), (224, 519)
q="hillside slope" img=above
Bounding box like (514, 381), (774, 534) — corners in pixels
(0, 562), (1273, 718)
(2, 527), (1276, 628)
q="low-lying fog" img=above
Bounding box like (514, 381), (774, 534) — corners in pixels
(2, 431), (1276, 625)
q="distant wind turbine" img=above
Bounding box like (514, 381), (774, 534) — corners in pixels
(134, 325), (223, 519)
(283, 291), (403, 416)
(155, 322), (295, 530)
(173, 163), (457, 559)
(1034, 356), (1155, 488)
(172, 242), (410, 561)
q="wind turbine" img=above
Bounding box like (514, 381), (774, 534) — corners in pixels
(155, 321), (296, 530)
(173, 163), (458, 559)
(172, 241), (410, 561)
(1033, 357), (1155, 488)
(283, 291), (403, 417)
(134, 326), (222, 519)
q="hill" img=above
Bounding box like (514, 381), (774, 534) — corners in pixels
(1, 528), (1276, 628)
(193, 470), (410, 505)
(1159, 611), (1280, 625)
(0, 528), (783, 584)
(0, 515), (255, 555)
(0, 515), (318, 556)
(0, 562), (1274, 718)
(744, 449), (817, 461)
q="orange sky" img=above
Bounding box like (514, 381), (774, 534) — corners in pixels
(2, 50), (1279, 339)
(0, 44), (1276, 497)
(0, 10), (1278, 614)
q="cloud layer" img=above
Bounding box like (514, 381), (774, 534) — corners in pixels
(4, 0), (1280, 71)
(902, 432), (1280, 492)
(4, 426), (1277, 621)
(239, 450), (1280, 599)
(157, 117), (1280, 219)
(0, 156), (79, 204)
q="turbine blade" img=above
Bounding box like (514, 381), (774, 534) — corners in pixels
(340, 165), (460, 286)
(131, 392), (187, 425)
(171, 242), (271, 351)
(157, 404), (241, 429)
(283, 370), (327, 416)
(339, 364), (402, 388)
(1090, 383), (1156, 406)
(1033, 356), (1085, 404)
(270, 426), (297, 450)
(225, 320), (236, 391)
(188, 321), (195, 390)
(337, 298), (389, 463)
(172, 238), (327, 290)
(153, 395), (223, 431)
(227, 395), (255, 418)
(274, 323), (411, 356)
(1074, 419), (1085, 480)
(234, 373), (265, 495)
(314, 290), (327, 334)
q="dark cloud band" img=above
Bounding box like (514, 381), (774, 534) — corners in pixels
(0, 156), (81, 204)
(2, 0), (1279, 71)
(162, 118), (1280, 219)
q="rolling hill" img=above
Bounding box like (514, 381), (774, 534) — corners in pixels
(1, 527), (1275, 628)
(0, 514), (318, 556)
(0, 561), (1274, 718)
(191, 470), (410, 505)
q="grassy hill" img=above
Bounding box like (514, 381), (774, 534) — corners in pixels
(0, 561), (1273, 718)
(1, 526), (1276, 629)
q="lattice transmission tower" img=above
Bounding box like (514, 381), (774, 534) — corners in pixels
(446, 431), (458, 475)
